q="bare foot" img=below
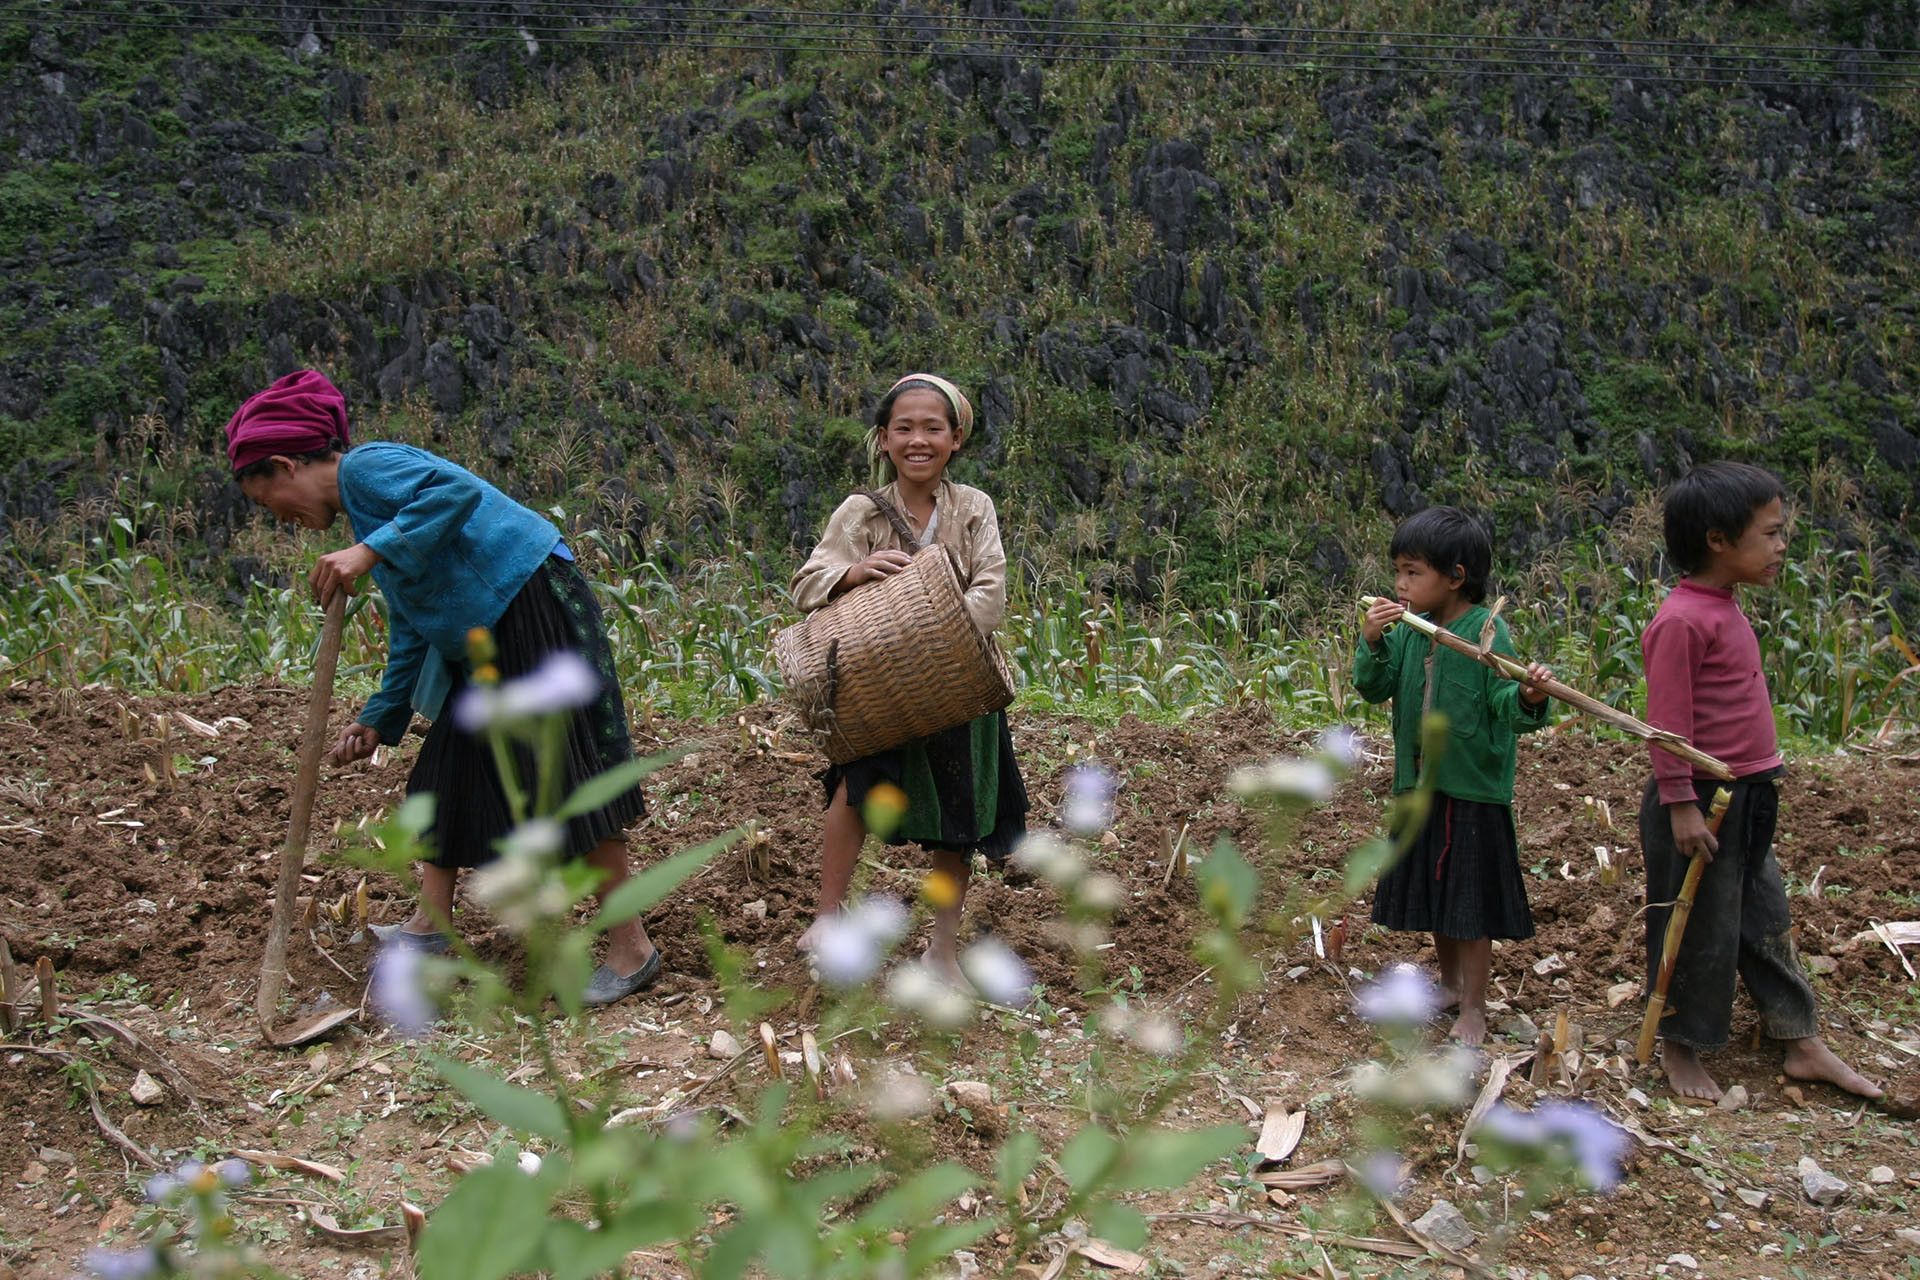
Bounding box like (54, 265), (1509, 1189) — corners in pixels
(1661, 1040), (1723, 1101)
(924, 945), (968, 990)
(1438, 983), (1462, 1015)
(1782, 1036), (1883, 1099)
(1449, 1005), (1488, 1047)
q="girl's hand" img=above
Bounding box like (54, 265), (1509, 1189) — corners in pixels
(1669, 801), (1718, 862)
(1360, 596), (1405, 645)
(325, 722), (380, 767)
(311, 542), (381, 605)
(837, 549), (914, 593)
(1518, 662), (1554, 706)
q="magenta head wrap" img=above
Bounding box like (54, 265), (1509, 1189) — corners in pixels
(225, 370), (351, 473)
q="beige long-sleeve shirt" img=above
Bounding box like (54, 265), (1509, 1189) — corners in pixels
(789, 480), (1008, 635)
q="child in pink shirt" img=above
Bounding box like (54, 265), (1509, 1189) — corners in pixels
(1640, 461), (1879, 1102)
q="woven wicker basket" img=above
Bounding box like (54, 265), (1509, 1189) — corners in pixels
(775, 543), (1016, 764)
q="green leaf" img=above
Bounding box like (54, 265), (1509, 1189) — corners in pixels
(541, 1203), (682, 1280)
(1343, 835), (1399, 896)
(1109, 1123), (1245, 1192)
(415, 1160), (550, 1280)
(1087, 1200), (1148, 1251)
(553, 746), (691, 820)
(1196, 837), (1257, 929)
(545, 928), (596, 1018)
(1059, 1124), (1120, 1191)
(901, 1220), (994, 1273)
(994, 1130), (1041, 1200)
(703, 1217), (769, 1280)
(848, 1163), (974, 1234)
(593, 829), (740, 931)
(434, 1056), (570, 1141)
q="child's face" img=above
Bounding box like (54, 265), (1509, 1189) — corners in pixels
(878, 388), (961, 486)
(1708, 496), (1787, 587)
(1393, 555), (1465, 616)
(240, 457), (339, 531)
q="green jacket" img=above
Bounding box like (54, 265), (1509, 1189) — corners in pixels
(1352, 606), (1549, 803)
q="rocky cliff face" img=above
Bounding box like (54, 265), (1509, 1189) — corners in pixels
(2, 1), (1916, 604)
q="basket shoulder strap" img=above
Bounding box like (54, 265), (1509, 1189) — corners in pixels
(861, 489), (919, 547)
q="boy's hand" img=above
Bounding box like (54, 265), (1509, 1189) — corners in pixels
(1518, 662), (1554, 707)
(837, 548), (914, 593)
(1669, 802), (1719, 861)
(311, 542), (381, 605)
(1361, 597), (1405, 645)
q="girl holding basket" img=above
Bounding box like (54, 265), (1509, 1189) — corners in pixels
(789, 374), (1030, 985)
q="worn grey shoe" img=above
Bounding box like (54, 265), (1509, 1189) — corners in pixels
(582, 947), (663, 1006)
(369, 922), (451, 954)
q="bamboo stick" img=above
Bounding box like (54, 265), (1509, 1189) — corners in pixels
(1635, 787), (1734, 1064)
(1360, 598), (1735, 781)
(36, 956), (57, 1024)
(0, 934), (16, 1035)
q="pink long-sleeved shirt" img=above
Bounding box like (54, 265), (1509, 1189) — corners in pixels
(1641, 578), (1783, 804)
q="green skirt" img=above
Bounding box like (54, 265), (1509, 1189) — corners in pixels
(818, 711), (1029, 861)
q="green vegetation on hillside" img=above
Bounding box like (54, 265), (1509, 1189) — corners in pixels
(0, 1), (1915, 727)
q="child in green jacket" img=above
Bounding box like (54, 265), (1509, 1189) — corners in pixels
(1355, 506), (1552, 1045)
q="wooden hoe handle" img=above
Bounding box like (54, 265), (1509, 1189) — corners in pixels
(256, 593), (347, 1030)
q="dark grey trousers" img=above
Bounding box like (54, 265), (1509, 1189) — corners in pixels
(1640, 772), (1819, 1052)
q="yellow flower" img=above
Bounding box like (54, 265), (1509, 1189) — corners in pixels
(466, 627), (497, 666)
(474, 664), (501, 687)
(921, 869), (961, 910)
(862, 782), (909, 840)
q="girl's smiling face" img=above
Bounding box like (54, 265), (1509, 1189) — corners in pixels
(878, 387), (961, 486)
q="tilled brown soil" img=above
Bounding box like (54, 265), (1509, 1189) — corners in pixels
(3, 681), (1919, 1279)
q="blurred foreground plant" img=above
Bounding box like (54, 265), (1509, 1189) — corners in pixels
(332, 643), (1254, 1280)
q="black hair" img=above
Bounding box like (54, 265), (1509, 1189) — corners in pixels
(871, 378), (958, 430)
(1662, 461), (1786, 574)
(233, 443), (347, 485)
(1389, 505), (1492, 604)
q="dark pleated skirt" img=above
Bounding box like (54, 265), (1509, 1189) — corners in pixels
(819, 710), (1029, 862)
(408, 556), (646, 869)
(1370, 793), (1535, 941)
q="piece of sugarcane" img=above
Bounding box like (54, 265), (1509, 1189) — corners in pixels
(1359, 597), (1735, 781)
(1635, 786), (1734, 1065)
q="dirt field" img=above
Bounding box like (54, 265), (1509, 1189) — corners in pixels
(3, 682), (1919, 1279)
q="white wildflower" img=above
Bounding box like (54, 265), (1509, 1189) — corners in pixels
(370, 944), (433, 1037)
(1128, 1011), (1183, 1056)
(961, 936), (1033, 1007)
(1355, 964), (1438, 1025)
(1061, 763), (1116, 836)
(1227, 757), (1336, 803)
(1075, 872), (1126, 913)
(886, 960), (973, 1029)
(499, 818), (564, 860)
(455, 650), (602, 731)
(1318, 725), (1363, 771)
(1011, 833), (1086, 887)
(870, 1069), (934, 1120)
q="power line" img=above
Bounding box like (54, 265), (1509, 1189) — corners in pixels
(39, 0), (1920, 61)
(29, 2), (1920, 89)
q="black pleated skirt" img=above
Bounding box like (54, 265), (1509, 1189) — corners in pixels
(819, 710), (1029, 862)
(407, 556), (646, 869)
(1370, 793), (1535, 941)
